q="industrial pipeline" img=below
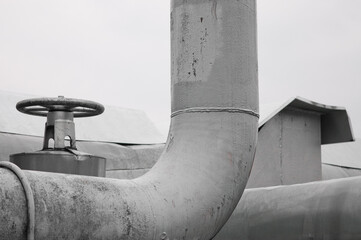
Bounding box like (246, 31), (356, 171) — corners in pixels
(0, 0), (258, 239)
(214, 176), (361, 239)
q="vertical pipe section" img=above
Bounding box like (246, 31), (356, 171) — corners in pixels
(171, 0), (258, 113)
(0, 0), (258, 239)
(139, 0), (259, 238)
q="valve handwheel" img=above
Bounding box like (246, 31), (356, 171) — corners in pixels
(15, 96), (105, 150)
(16, 96), (105, 118)
(10, 95), (106, 177)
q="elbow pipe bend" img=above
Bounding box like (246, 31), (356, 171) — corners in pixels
(0, 0), (258, 239)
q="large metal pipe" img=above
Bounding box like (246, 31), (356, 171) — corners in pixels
(214, 176), (361, 240)
(0, 0), (258, 239)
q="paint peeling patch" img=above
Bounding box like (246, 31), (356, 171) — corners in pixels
(192, 53), (198, 77)
(200, 27), (208, 55)
(171, 1), (221, 84)
(124, 203), (132, 236)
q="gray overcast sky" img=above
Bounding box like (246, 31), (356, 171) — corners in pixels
(1, 0), (360, 138)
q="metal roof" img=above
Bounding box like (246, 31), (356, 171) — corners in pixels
(259, 96), (354, 144)
(0, 90), (165, 144)
(322, 139), (361, 169)
(322, 163), (361, 180)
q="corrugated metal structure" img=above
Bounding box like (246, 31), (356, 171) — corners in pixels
(258, 96), (354, 144)
(247, 96), (354, 188)
(214, 98), (360, 240)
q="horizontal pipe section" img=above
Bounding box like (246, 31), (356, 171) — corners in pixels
(214, 176), (361, 240)
(0, 0), (258, 239)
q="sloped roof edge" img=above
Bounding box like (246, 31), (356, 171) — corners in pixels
(259, 96), (354, 145)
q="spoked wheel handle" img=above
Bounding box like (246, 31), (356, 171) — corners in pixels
(16, 96), (105, 118)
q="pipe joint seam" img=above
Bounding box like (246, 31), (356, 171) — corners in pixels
(171, 107), (260, 118)
(0, 161), (35, 240)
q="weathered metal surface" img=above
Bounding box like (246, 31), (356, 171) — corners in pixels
(0, 169), (157, 239)
(0, 0), (258, 239)
(0, 168), (27, 240)
(10, 150), (106, 177)
(214, 176), (361, 240)
(247, 108), (322, 188)
(0, 162), (35, 240)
